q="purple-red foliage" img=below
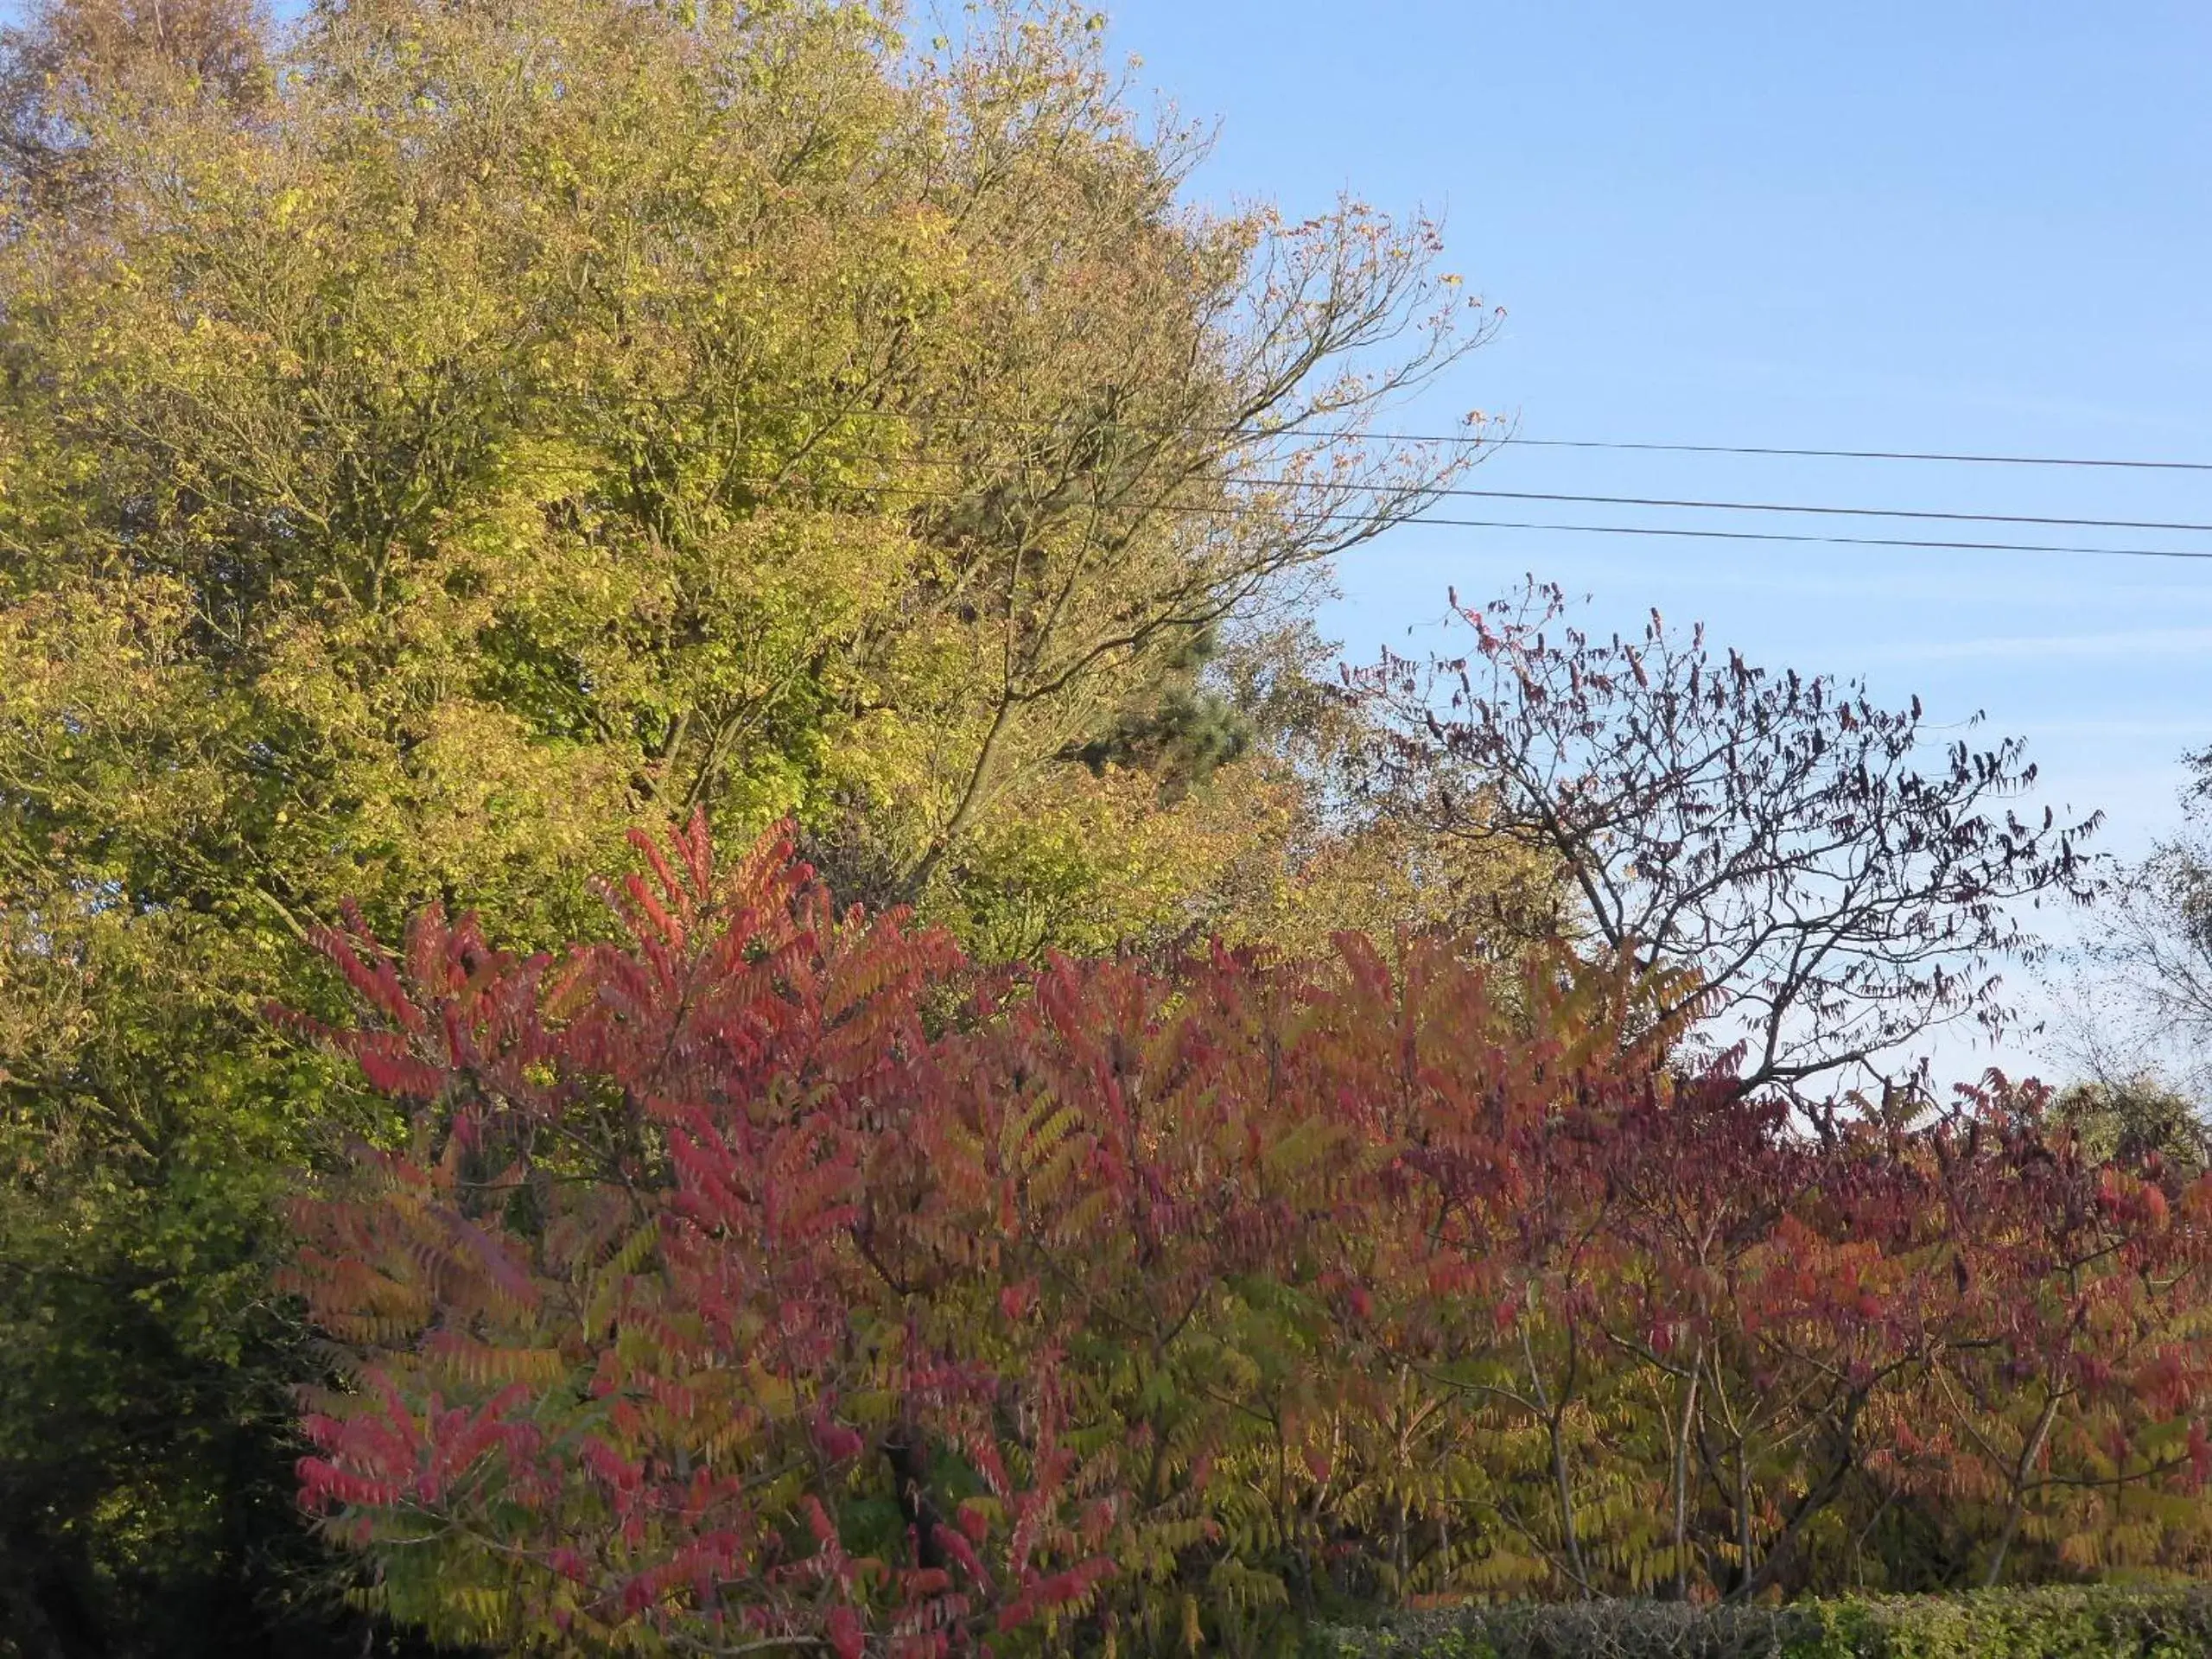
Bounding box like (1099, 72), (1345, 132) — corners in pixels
(282, 817), (2212, 1650)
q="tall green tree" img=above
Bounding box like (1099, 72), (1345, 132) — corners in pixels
(0, 0), (1503, 1645)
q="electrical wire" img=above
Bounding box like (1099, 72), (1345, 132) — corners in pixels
(1398, 518), (2212, 563)
(774, 476), (2212, 563)
(874, 450), (2212, 536)
(1423, 487), (2212, 536)
(742, 402), (2212, 473)
(1497, 436), (2212, 473)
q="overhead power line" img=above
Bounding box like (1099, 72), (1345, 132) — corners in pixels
(1410, 518), (2212, 563)
(1374, 486), (2212, 536)
(1493, 436), (2212, 474)
(1442, 486), (2212, 532)
(794, 476), (2212, 563)
(752, 403), (2212, 474)
(880, 451), (2212, 535)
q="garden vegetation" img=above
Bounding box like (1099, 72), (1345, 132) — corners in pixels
(0, 0), (2203, 1655)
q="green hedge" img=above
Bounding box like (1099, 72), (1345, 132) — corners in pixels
(1306, 1587), (2212, 1658)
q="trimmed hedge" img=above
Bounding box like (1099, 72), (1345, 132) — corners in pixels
(1307, 1587), (2212, 1658)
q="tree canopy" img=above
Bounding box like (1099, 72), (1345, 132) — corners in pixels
(1355, 582), (2101, 1106)
(0, 0), (1529, 1644)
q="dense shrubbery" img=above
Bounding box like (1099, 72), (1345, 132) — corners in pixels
(1312, 1586), (2212, 1658)
(285, 817), (2212, 1654)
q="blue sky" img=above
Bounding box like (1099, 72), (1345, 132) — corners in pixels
(1104, 1), (2212, 873)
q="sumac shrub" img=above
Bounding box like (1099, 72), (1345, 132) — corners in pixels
(283, 819), (2212, 1655)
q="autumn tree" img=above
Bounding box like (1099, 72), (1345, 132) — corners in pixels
(284, 816), (1429, 1651)
(0, 0), (1508, 1643)
(1897, 1077), (2212, 1587)
(1355, 581), (2101, 1104)
(291, 820), (2212, 1652)
(0, 0), (269, 207)
(283, 816), (1699, 1650)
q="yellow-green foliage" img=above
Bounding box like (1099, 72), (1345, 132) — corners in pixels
(0, 0), (1488, 957)
(0, 0), (1530, 1642)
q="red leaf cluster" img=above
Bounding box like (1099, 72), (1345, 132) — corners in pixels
(283, 818), (2212, 1650)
